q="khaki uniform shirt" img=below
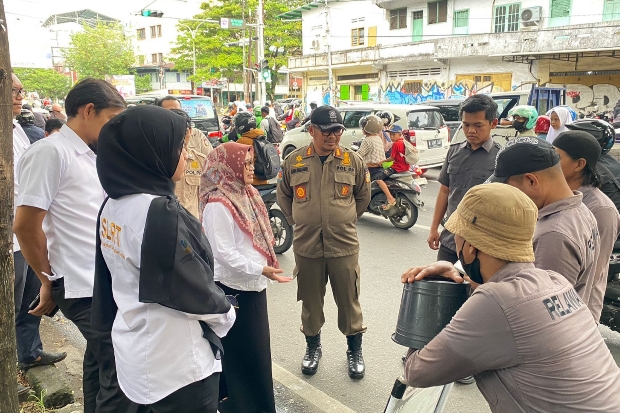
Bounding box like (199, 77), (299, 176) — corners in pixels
(277, 144), (371, 258)
(579, 185), (620, 321)
(437, 138), (501, 251)
(533, 193), (600, 320)
(405, 262), (620, 413)
(175, 128), (213, 218)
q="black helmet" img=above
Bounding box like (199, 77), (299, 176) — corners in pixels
(375, 110), (401, 128)
(233, 111), (257, 134)
(16, 109), (35, 126)
(565, 119), (616, 155)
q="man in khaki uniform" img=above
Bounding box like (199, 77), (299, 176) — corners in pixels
(157, 96), (213, 217)
(277, 106), (370, 379)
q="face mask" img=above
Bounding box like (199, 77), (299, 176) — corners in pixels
(512, 119), (526, 132)
(459, 241), (483, 285)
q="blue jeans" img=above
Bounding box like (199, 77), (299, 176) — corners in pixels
(14, 251), (43, 364)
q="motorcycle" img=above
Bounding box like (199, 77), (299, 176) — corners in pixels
(256, 183), (293, 254)
(367, 173), (424, 230)
(351, 140), (425, 230)
(602, 240), (620, 331)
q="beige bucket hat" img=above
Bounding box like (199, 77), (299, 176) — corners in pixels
(444, 183), (538, 263)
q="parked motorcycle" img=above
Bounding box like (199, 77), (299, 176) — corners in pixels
(256, 183), (293, 254)
(602, 240), (620, 331)
(367, 173), (424, 230)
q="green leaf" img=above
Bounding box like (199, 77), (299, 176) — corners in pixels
(13, 67), (72, 100)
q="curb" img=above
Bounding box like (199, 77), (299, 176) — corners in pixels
(51, 402), (84, 413)
(25, 364), (75, 409)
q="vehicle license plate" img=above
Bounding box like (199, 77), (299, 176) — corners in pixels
(414, 177), (428, 186)
(427, 139), (442, 149)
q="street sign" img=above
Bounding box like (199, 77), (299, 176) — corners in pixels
(230, 19), (244, 28)
(220, 18), (229, 29)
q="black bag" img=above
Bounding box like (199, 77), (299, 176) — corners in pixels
(253, 135), (281, 180)
(266, 117), (284, 143)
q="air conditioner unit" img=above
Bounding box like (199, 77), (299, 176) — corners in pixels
(521, 6), (542, 28)
(311, 39), (321, 50)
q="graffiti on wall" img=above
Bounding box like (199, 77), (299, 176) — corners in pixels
(378, 80), (506, 104)
(548, 83), (620, 112)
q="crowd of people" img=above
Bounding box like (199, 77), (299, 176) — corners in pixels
(10, 70), (620, 413)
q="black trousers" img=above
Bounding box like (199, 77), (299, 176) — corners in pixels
(51, 278), (137, 413)
(436, 244), (458, 264)
(136, 373), (220, 413)
(14, 251), (43, 363)
(217, 283), (276, 413)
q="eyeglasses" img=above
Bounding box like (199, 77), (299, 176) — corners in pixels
(318, 127), (344, 137)
(243, 160), (254, 170)
(12, 88), (25, 97)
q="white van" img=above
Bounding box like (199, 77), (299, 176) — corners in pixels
(280, 104), (450, 169)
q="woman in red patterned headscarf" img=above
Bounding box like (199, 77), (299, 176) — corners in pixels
(200, 142), (290, 413)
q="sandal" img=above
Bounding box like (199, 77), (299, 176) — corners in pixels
(382, 200), (397, 210)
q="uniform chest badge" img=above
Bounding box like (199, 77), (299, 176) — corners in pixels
(293, 155), (305, 168)
(190, 160), (200, 170)
(295, 184), (307, 200)
(342, 152), (351, 166)
(341, 185), (350, 196)
(335, 148), (342, 158)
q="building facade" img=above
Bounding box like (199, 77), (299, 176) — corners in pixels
(283, 0), (620, 111)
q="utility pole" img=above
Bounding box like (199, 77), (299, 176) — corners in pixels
(0, 1), (20, 412)
(324, 0), (334, 106)
(257, 0), (266, 105)
(242, 0), (247, 102)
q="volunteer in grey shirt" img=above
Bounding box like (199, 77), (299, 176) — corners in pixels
(401, 183), (620, 413)
(429, 94), (501, 263)
(553, 131), (620, 321)
(488, 138), (601, 318)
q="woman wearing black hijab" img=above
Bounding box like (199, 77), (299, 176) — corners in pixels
(91, 105), (235, 413)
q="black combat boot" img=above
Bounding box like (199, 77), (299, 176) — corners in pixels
(301, 333), (322, 375)
(346, 333), (365, 379)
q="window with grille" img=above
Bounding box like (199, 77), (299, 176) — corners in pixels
(156, 25), (162, 37)
(428, 0), (448, 24)
(150, 26), (157, 38)
(494, 3), (520, 33)
(549, 0), (571, 26)
(390, 8), (407, 30)
(152, 53), (158, 63)
(604, 0), (620, 21)
(137, 28), (146, 40)
(351, 28), (365, 47)
(454, 10), (469, 28)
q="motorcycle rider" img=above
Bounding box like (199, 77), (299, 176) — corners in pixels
(565, 119), (620, 213)
(401, 183), (620, 413)
(508, 105), (538, 138)
(376, 110), (395, 156)
(377, 125), (418, 176)
(552, 131), (620, 322)
(488, 138), (602, 321)
(357, 114), (397, 210)
(234, 111), (269, 185)
(535, 115), (550, 141)
(16, 109), (45, 143)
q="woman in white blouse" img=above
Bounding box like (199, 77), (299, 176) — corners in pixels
(200, 142), (290, 413)
(93, 106), (236, 413)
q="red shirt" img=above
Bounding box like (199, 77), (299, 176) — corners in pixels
(390, 140), (409, 172)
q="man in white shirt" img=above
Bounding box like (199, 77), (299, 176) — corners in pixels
(11, 74), (66, 397)
(259, 106), (271, 133)
(14, 78), (132, 413)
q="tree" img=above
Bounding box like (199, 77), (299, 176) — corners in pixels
(13, 68), (71, 100)
(0, 0), (20, 411)
(62, 22), (135, 80)
(171, 0), (303, 100)
(134, 73), (153, 94)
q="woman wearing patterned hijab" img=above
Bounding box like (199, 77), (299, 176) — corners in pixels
(200, 142), (290, 413)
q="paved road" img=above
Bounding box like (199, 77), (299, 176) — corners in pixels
(267, 167), (620, 413)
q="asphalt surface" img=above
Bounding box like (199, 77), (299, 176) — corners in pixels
(43, 167), (620, 413)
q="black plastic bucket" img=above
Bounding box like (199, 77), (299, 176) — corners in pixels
(392, 277), (470, 350)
